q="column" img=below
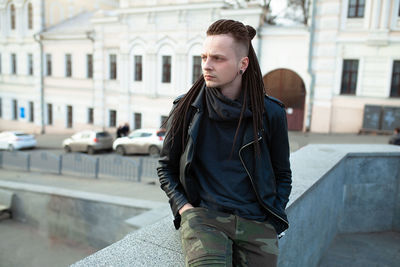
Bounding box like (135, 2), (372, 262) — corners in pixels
(119, 53), (130, 124)
(146, 53), (157, 97)
(16, 4), (24, 37)
(380, 0), (391, 29)
(371, 0), (382, 30)
(93, 28), (106, 129)
(174, 52), (184, 95)
(0, 9), (6, 37)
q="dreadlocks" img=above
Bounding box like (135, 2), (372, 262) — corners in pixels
(165, 19), (266, 155)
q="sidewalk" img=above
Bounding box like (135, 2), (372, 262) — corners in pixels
(287, 131), (391, 152)
(0, 168), (168, 203)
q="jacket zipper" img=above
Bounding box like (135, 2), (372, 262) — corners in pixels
(238, 137), (289, 226)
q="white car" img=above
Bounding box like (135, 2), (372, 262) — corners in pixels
(0, 131), (37, 151)
(112, 128), (166, 156)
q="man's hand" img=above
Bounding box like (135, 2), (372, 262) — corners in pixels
(179, 203), (194, 215)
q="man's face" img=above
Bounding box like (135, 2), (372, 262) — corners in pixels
(201, 34), (244, 89)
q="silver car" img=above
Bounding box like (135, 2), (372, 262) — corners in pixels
(112, 128), (166, 156)
(63, 131), (113, 154)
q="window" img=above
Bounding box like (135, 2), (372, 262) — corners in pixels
(162, 55), (171, 83)
(141, 132), (152, 137)
(45, 54), (52, 76)
(10, 4), (16, 30)
(161, 115), (168, 128)
(348, 0), (365, 18)
(390, 61), (400, 98)
(130, 132), (142, 139)
(88, 107), (94, 124)
(134, 55), (142, 81)
(109, 110), (117, 127)
(340, 60), (359, 95)
(28, 54), (33, 75)
(0, 54), (2, 74)
(12, 99), (18, 120)
(47, 103), (53, 125)
(11, 54), (17, 74)
(96, 132), (110, 138)
(109, 54), (117, 80)
(67, 105), (73, 128)
(134, 112), (142, 129)
(192, 56), (202, 83)
(0, 98), (2, 118)
(87, 54), (93, 78)
(29, 101), (34, 122)
(28, 3), (33, 30)
(65, 54), (72, 77)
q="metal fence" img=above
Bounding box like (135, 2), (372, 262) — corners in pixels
(141, 157), (159, 179)
(30, 151), (62, 174)
(0, 151), (159, 182)
(62, 153), (99, 178)
(0, 151), (30, 171)
(98, 155), (139, 182)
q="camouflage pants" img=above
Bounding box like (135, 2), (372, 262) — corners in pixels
(180, 207), (279, 267)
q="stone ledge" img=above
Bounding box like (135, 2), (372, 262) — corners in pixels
(0, 180), (166, 210)
(71, 216), (184, 267)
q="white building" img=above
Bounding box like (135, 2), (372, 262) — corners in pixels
(1, 0), (400, 134)
(0, 0), (119, 134)
(307, 0), (400, 133)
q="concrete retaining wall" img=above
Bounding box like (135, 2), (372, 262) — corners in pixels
(0, 181), (167, 250)
(341, 155), (400, 233)
(71, 144), (400, 267)
(279, 152), (400, 267)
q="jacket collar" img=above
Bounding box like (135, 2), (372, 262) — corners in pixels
(191, 83), (206, 110)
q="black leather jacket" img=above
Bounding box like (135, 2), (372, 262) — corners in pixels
(157, 88), (292, 234)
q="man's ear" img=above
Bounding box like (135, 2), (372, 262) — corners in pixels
(240, 57), (249, 73)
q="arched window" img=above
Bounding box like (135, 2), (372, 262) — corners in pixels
(10, 4), (16, 30)
(28, 3), (33, 30)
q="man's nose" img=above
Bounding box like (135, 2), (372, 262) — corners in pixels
(202, 58), (212, 70)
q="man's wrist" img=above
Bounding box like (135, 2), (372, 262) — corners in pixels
(179, 203), (194, 215)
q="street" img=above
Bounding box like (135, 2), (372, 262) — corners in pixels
(32, 133), (150, 159)
(31, 131), (392, 155)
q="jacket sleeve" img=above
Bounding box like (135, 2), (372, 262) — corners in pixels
(269, 106), (292, 211)
(157, 103), (189, 227)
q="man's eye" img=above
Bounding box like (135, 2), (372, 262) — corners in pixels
(201, 56), (207, 61)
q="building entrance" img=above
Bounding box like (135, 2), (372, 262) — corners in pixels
(263, 69), (306, 131)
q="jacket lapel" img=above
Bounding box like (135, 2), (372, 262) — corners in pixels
(188, 85), (205, 145)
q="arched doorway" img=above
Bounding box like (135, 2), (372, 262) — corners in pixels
(263, 69), (306, 131)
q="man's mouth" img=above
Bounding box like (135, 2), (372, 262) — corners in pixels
(204, 74), (215, 80)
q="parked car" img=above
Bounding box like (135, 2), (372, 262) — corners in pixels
(113, 128), (166, 156)
(62, 130), (113, 154)
(0, 131), (37, 151)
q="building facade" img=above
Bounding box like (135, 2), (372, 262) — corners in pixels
(0, 0), (400, 134)
(309, 0), (400, 132)
(0, 0), (118, 133)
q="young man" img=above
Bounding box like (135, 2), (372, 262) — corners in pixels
(158, 19), (292, 266)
